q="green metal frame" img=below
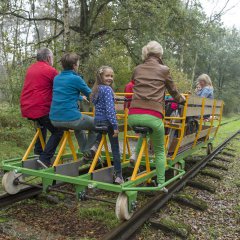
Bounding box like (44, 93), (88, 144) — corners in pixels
(2, 137), (213, 193)
(1, 136), (214, 215)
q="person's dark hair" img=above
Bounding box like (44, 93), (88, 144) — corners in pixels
(61, 53), (79, 70)
(36, 48), (52, 61)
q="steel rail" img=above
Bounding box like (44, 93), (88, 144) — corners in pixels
(0, 164), (92, 209)
(103, 130), (239, 240)
(0, 187), (42, 209)
(220, 117), (240, 126)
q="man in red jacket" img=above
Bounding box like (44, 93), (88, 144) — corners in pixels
(124, 80), (134, 109)
(20, 48), (63, 168)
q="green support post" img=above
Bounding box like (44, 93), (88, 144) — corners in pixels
(125, 191), (138, 213)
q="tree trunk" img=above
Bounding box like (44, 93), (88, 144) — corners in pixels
(63, 0), (70, 51)
(30, 0), (41, 48)
(179, 45), (184, 72)
(190, 51), (198, 89)
(78, 0), (91, 66)
(53, 0), (59, 57)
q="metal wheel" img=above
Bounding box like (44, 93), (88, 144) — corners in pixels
(207, 143), (213, 155)
(115, 193), (133, 221)
(2, 171), (24, 195)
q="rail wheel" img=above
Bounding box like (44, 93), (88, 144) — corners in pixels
(207, 143), (213, 155)
(115, 193), (133, 221)
(2, 171), (24, 195)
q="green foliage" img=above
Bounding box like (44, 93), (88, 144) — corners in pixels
(78, 204), (119, 229)
(166, 59), (191, 92)
(0, 105), (33, 162)
(84, 40), (133, 91)
(0, 0), (239, 113)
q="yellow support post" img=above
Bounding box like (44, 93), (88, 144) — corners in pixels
(67, 131), (77, 161)
(38, 129), (45, 150)
(53, 132), (68, 167)
(205, 100), (216, 142)
(144, 140), (151, 174)
(171, 95), (189, 160)
(135, 172), (148, 180)
(131, 139), (146, 181)
(193, 98), (205, 147)
(165, 135), (169, 154)
(89, 134), (112, 173)
(89, 137), (104, 173)
(164, 117), (185, 120)
(123, 108), (128, 162)
(126, 135), (138, 139)
(126, 138), (131, 158)
(214, 102), (224, 138)
(22, 128), (45, 161)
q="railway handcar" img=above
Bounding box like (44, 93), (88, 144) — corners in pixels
(1, 94), (223, 220)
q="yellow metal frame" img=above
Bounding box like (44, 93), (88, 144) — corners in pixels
(214, 101), (224, 137)
(67, 93), (224, 168)
(122, 107), (139, 162)
(22, 127), (45, 161)
(166, 95), (224, 160)
(204, 100), (216, 142)
(79, 93), (224, 166)
(192, 98), (206, 147)
(88, 133), (112, 173)
(123, 108), (129, 162)
(169, 95), (189, 160)
(115, 93), (138, 162)
(53, 130), (77, 167)
(131, 135), (151, 181)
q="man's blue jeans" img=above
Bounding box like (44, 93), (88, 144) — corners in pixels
(34, 115), (64, 165)
(95, 120), (122, 176)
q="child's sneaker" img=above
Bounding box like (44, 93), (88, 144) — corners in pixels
(37, 159), (50, 169)
(157, 184), (168, 193)
(90, 143), (99, 153)
(115, 176), (124, 184)
(129, 153), (136, 166)
(81, 152), (92, 164)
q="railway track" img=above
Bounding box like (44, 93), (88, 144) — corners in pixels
(0, 165), (91, 209)
(0, 129), (239, 239)
(0, 186), (42, 209)
(104, 130), (240, 240)
(0, 118), (238, 210)
(220, 117), (240, 126)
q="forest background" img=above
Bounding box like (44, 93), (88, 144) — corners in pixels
(0, 0), (240, 114)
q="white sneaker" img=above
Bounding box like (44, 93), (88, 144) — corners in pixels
(37, 159), (48, 169)
(115, 176), (124, 184)
(158, 184), (168, 193)
(90, 143), (99, 153)
(130, 153), (136, 166)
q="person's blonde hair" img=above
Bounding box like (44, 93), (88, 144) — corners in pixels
(197, 74), (213, 88)
(142, 41), (163, 61)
